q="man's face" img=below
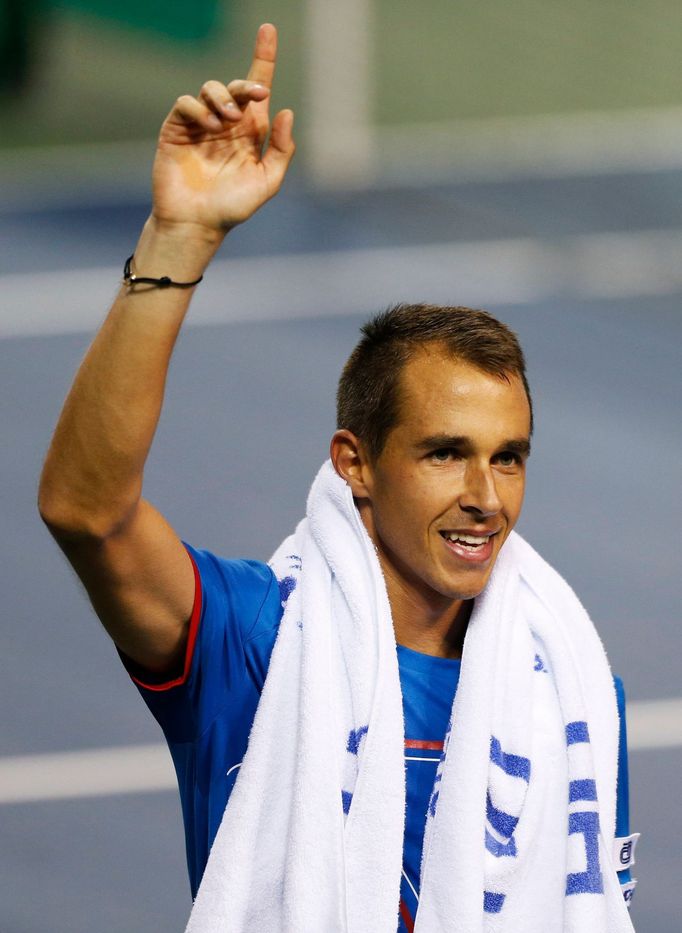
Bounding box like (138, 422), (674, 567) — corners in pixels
(358, 348), (531, 617)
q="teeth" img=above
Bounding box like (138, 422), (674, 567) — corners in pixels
(444, 532), (489, 545)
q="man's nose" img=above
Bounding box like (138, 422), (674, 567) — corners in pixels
(459, 461), (502, 517)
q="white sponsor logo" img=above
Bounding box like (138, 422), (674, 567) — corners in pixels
(614, 832), (641, 869)
(621, 879), (637, 907)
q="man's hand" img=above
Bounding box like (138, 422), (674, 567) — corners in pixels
(151, 22), (295, 235)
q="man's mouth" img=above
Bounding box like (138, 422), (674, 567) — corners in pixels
(439, 530), (497, 563)
(441, 531), (490, 547)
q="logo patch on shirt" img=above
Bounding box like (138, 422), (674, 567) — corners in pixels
(614, 833), (640, 869)
(621, 879), (637, 907)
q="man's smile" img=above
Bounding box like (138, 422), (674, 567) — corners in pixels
(439, 528), (500, 563)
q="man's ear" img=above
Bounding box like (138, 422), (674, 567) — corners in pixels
(329, 430), (373, 499)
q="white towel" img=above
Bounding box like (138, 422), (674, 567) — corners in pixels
(185, 461), (634, 933)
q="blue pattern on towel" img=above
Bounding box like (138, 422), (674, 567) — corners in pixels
(346, 725), (369, 755)
(567, 811), (604, 895)
(563, 722), (604, 896)
(426, 717), (451, 821)
(534, 653), (549, 673)
(275, 555), (302, 625)
(565, 720), (590, 745)
(484, 891), (506, 913)
(490, 736), (531, 782)
(485, 829), (518, 858)
(486, 737), (529, 868)
(428, 770), (442, 818)
(569, 779), (597, 803)
(486, 791), (519, 838)
(277, 575), (297, 607)
(341, 725), (369, 819)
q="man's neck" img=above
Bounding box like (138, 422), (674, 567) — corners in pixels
(388, 580), (473, 660)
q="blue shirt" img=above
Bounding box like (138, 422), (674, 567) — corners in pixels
(126, 545), (631, 930)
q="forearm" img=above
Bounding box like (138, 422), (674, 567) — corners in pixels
(39, 216), (224, 538)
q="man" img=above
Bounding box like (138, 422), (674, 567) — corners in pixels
(38, 23), (636, 933)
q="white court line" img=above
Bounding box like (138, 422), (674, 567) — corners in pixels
(0, 698), (679, 805)
(2, 228), (682, 341)
(372, 106), (682, 188)
(3, 105), (682, 206)
(0, 743), (176, 805)
(625, 698), (682, 751)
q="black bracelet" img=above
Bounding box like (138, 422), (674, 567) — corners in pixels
(123, 254), (204, 289)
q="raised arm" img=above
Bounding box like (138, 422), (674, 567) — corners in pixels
(38, 24), (295, 674)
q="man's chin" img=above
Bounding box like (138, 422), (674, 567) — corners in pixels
(444, 569), (495, 602)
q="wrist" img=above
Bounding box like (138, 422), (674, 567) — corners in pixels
(134, 215), (226, 282)
(147, 213), (228, 246)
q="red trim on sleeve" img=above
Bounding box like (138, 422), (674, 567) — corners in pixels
(404, 739), (444, 751)
(131, 550), (202, 692)
(399, 897), (415, 932)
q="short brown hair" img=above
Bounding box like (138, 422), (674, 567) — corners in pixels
(336, 303), (533, 461)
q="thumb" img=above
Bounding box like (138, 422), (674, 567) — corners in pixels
(262, 109), (296, 187)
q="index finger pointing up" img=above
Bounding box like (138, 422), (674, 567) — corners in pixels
(246, 22), (277, 88)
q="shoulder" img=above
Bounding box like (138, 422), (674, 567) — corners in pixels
(128, 544), (284, 740)
(185, 543), (281, 641)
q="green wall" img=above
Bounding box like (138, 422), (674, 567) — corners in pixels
(51, 0), (221, 42)
(2, 1), (682, 149)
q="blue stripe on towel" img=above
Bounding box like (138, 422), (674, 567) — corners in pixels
(490, 736), (531, 782)
(569, 779), (597, 803)
(341, 790), (353, 814)
(565, 721), (590, 745)
(277, 575), (297, 606)
(485, 829), (517, 858)
(534, 653), (548, 672)
(486, 792), (519, 838)
(346, 725), (369, 755)
(566, 811), (604, 895)
(484, 891), (506, 913)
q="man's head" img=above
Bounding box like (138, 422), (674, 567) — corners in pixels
(336, 303), (532, 462)
(331, 304), (533, 625)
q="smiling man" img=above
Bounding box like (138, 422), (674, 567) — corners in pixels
(38, 23), (636, 933)
(332, 324), (532, 661)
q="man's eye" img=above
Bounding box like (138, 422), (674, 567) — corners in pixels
(496, 452), (520, 467)
(432, 448), (456, 462)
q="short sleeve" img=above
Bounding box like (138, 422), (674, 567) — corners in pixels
(122, 543), (282, 745)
